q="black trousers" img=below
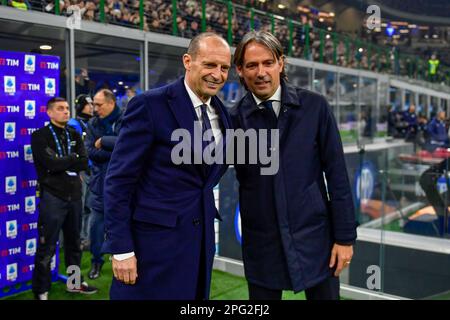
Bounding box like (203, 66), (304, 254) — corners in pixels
(32, 190), (82, 294)
(248, 276), (340, 300)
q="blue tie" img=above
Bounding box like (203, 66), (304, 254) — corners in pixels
(200, 104), (216, 169)
(261, 100), (277, 125)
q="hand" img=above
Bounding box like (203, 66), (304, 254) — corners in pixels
(329, 243), (353, 277)
(95, 138), (102, 149)
(112, 255), (138, 285)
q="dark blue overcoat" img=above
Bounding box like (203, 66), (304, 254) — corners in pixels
(103, 77), (231, 299)
(230, 80), (357, 292)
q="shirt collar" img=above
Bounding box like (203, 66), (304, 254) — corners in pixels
(184, 80), (211, 109)
(252, 85), (282, 106)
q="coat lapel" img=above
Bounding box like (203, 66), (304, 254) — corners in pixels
(167, 77), (204, 175)
(278, 80), (303, 146)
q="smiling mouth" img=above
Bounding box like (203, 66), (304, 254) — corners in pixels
(205, 80), (221, 88)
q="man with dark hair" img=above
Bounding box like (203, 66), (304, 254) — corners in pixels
(231, 31), (357, 300)
(85, 89), (123, 279)
(31, 97), (97, 300)
(102, 32), (232, 300)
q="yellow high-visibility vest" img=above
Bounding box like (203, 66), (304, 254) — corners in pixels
(429, 59), (440, 75)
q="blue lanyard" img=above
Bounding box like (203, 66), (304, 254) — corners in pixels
(48, 124), (71, 157)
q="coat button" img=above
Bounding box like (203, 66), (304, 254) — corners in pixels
(193, 218), (201, 226)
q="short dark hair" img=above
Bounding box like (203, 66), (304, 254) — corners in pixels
(187, 32), (228, 59)
(46, 97), (67, 110)
(234, 30), (287, 85)
(97, 89), (116, 104)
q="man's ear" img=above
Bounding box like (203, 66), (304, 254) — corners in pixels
(236, 65), (242, 78)
(183, 54), (191, 71)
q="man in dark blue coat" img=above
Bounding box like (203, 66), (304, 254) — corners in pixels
(85, 89), (123, 279)
(231, 31), (357, 300)
(102, 33), (232, 300)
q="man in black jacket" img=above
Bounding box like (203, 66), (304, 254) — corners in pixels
(31, 97), (97, 300)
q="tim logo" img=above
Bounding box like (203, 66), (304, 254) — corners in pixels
(6, 220), (18, 239)
(4, 122), (15, 141)
(24, 100), (36, 119)
(5, 176), (17, 194)
(22, 264), (35, 273)
(0, 105), (19, 113)
(24, 55), (36, 73)
(0, 203), (20, 213)
(20, 83), (40, 91)
(25, 196), (36, 214)
(20, 128), (38, 136)
(21, 179), (37, 188)
(0, 58), (19, 67)
(45, 78), (56, 96)
(7, 246), (21, 256)
(22, 222), (38, 232)
(26, 239), (37, 256)
(24, 144), (33, 162)
(40, 61), (59, 70)
(7, 263), (18, 282)
(0, 151), (19, 159)
(4, 76), (16, 94)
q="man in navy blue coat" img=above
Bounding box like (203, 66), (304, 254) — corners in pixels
(231, 31), (357, 300)
(102, 32), (232, 300)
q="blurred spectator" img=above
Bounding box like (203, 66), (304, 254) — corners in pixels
(68, 94), (95, 251)
(427, 110), (449, 149)
(9, 0), (30, 10)
(403, 104), (418, 141)
(119, 87), (136, 112)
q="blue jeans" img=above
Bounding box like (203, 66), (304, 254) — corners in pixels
(89, 207), (105, 264)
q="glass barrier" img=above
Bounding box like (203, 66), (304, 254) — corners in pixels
(313, 69), (337, 116)
(74, 30), (142, 111)
(359, 77), (377, 141)
(338, 73), (359, 145)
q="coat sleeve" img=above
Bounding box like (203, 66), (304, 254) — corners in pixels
(85, 122), (112, 163)
(100, 136), (118, 151)
(317, 96), (357, 244)
(102, 94), (154, 254)
(31, 131), (78, 173)
(67, 130), (89, 172)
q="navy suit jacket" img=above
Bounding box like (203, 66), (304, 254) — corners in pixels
(103, 77), (231, 299)
(230, 80), (357, 292)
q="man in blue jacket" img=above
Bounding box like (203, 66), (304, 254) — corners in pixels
(231, 31), (357, 300)
(85, 89), (123, 279)
(427, 110), (449, 150)
(102, 32), (232, 300)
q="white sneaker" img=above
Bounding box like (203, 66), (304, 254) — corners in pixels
(35, 292), (49, 300)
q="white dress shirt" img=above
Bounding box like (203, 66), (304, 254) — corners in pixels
(113, 81), (224, 261)
(252, 85), (282, 117)
(184, 80), (223, 144)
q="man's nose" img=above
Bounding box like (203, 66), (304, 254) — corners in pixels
(256, 65), (265, 78)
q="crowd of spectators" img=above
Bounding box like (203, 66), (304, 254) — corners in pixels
(4, 0), (449, 84)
